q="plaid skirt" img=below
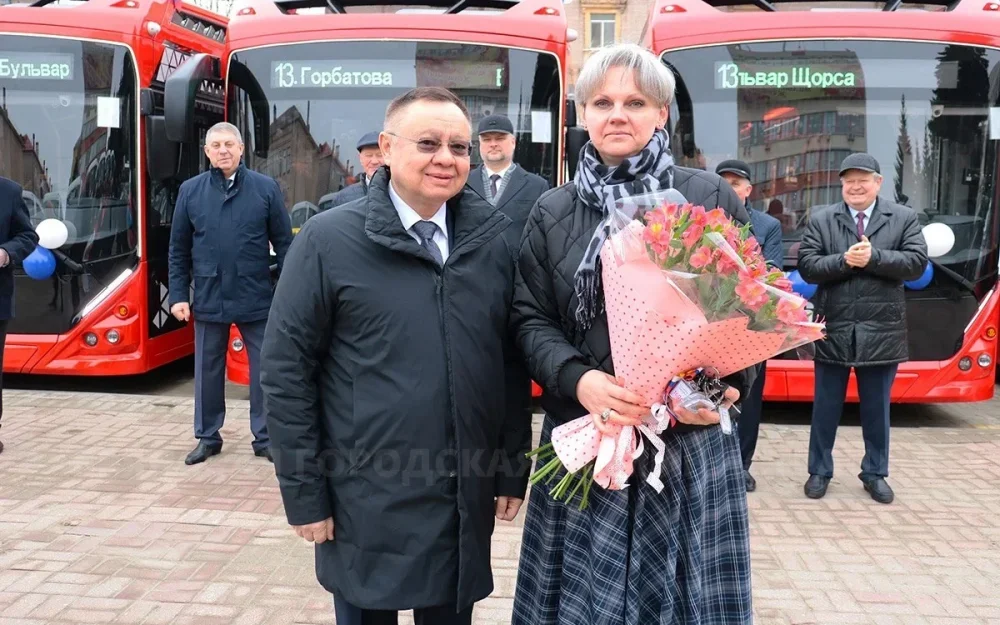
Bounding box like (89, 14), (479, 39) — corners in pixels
(511, 416), (753, 625)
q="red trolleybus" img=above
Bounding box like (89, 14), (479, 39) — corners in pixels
(642, 0), (1000, 402)
(166, 0), (579, 389)
(0, 0), (227, 375)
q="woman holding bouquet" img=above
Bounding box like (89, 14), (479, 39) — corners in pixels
(511, 43), (756, 625)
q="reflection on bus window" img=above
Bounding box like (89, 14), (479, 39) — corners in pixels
(228, 41), (561, 226)
(663, 40), (1000, 293)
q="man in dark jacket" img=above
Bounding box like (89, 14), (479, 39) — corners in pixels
(169, 122), (293, 466)
(467, 115), (550, 252)
(0, 177), (42, 455)
(260, 87), (532, 625)
(798, 153), (927, 504)
(716, 159), (783, 493)
(325, 131), (383, 209)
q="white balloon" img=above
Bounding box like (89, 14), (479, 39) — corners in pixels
(36, 218), (69, 249)
(922, 222), (955, 259)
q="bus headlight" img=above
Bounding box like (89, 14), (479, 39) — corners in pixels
(232, 338), (244, 352)
(106, 329), (121, 345)
(83, 332), (98, 347)
(978, 353), (992, 368)
(958, 356), (973, 371)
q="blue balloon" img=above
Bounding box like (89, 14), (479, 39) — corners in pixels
(789, 270), (817, 299)
(23, 246), (56, 280)
(904, 262), (934, 290)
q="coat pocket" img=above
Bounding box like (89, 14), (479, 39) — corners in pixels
(192, 263), (221, 314)
(236, 262), (274, 312)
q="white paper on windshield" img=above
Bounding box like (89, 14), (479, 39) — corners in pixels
(990, 108), (1000, 140)
(97, 97), (121, 129)
(531, 111), (552, 144)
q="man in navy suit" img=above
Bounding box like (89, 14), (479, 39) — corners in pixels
(0, 176), (42, 455)
(716, 159), (783, 492)
(325, 131), (384, 209)
(169, 123), (293, 465)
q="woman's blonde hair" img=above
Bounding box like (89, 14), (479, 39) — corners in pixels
(574, 43), (677, 109)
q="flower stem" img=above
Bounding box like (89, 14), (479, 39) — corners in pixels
(549, 470), (575, 500)
(566, 468), (587, 504)
(524, 442), (554, 459)
(528, 456), (562, 485)
(579, 465), (594, 511)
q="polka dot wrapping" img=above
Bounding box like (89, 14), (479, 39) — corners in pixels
(601, 225), (787, 396)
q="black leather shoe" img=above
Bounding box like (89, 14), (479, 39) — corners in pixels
(744, 470), (756, 492)
(862, 477), (894, 504)
(804, 474), (831, 499)
(254, 447), (273, 463)
(185, 442), (222, 465)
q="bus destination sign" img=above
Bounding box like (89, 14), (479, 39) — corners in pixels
(715, 61), (861, 90)
(271, 59), (506, 90)
(272, 60), (410, 89)
(0, 52), (74, 80)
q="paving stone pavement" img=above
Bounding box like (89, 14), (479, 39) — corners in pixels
(0, 389), (999, 625)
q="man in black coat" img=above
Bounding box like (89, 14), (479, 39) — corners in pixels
(0, 177), (41, 455)
(260, 87), (532, 625)
(798, 153), (927, 504)
(325, 131), (384, 209)
(467, 115), (550, 253)
(716, 159), (784, 493)
(168, 122), (293, 466)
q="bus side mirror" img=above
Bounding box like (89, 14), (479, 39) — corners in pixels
(565, 127), (588, 180)
(164, 53), (220, 143)
(145, 115), (179, 181)
(228, 58), (271, 158)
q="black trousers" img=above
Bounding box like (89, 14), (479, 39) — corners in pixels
(738, 361), (765, 471)
(737, 360), (767, 471)
(193, 320), (268, 451)
(333, 596), (473, 625)
(808, 362), (897, 481)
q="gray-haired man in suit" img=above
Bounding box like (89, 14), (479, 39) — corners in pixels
(326, 131), (383, 209)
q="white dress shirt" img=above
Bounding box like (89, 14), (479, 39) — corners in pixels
(388, 182), (450, 262)
(484, 162), (513, 180)
(849, 199), (876, 236)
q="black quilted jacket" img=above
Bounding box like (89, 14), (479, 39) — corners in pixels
(797, 198), (927, 366)
(512, 166), (756, 427)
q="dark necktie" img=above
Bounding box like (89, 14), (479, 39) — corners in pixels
(411, 220), (443, 266)
(856, 211), (866, 239)
(490, 174), (501, 199)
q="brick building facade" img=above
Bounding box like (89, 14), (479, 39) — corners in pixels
(564, 0), (657, 92)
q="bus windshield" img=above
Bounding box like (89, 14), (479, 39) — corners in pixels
(662, 40), (1000, 298)
(228, 41), (562, 212)
(0, 35), (138, 334)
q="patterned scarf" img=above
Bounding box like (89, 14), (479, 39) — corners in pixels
(573, 128), (676, 332)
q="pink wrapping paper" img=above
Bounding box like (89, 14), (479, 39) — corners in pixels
(551, 222), (791, 491)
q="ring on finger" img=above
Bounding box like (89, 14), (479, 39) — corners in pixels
(600, 408), (612, 424)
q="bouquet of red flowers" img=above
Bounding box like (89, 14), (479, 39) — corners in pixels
(527, 191), (825, 509)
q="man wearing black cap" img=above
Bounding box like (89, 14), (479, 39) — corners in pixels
(716, 159), (783, 493)
(327, 130), (383, 209)
(467, 114), (549, 253)
(797, 153), (927, 504)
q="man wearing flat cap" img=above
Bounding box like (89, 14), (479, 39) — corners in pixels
(327, 131), (384, 209)
(797, 152), (927, 504)
(716, 159), (782, 493)
(467, 114), (549, 254)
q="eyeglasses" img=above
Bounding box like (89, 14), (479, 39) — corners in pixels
(386, 132), (471, 158)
